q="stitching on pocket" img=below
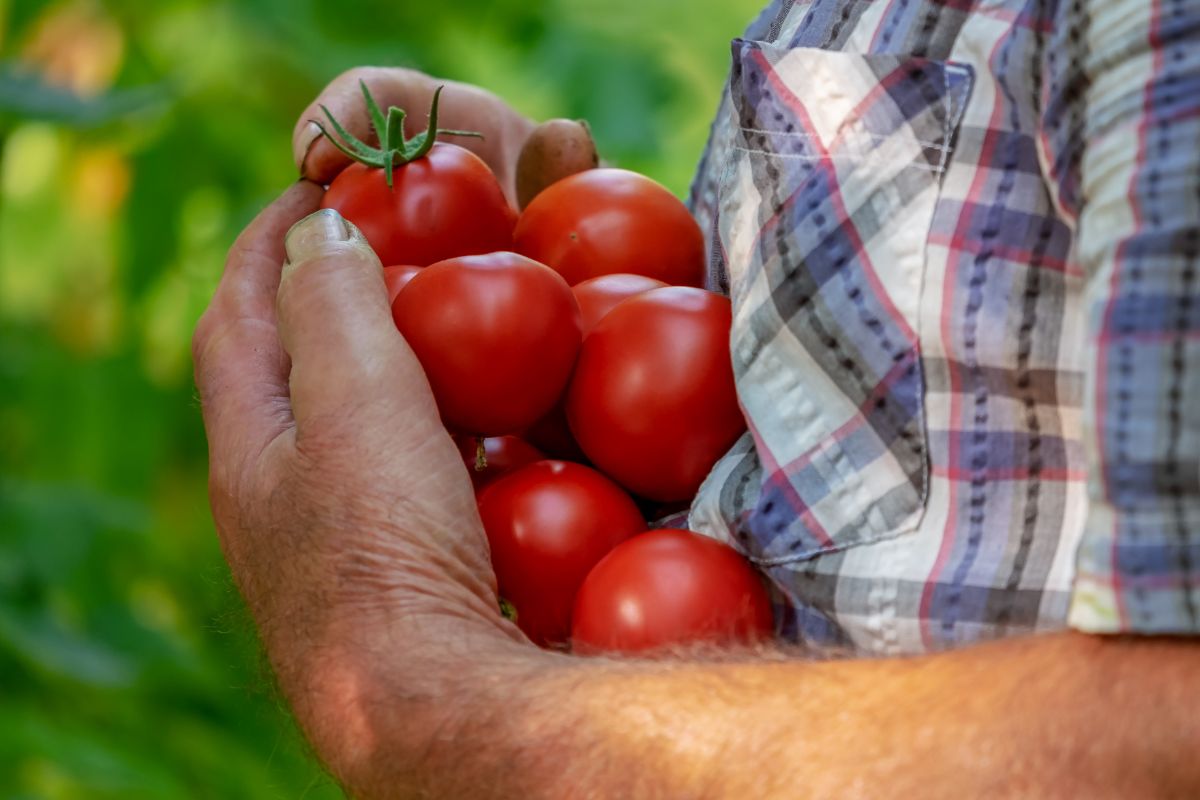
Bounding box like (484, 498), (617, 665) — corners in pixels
(736, 128), (953, 152)
(939, 63), (974, 174)
(732, 145), (948, 173)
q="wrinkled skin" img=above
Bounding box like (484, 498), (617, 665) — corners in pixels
(192, 185), (525, 788)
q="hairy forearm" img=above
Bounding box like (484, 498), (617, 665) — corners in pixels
(297, 627), (1200, 798)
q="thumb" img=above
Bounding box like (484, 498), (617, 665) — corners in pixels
(277, 208), (435, 430)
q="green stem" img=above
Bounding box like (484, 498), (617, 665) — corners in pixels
(312, 82), (483, 189)
(499, 597), (518, 622)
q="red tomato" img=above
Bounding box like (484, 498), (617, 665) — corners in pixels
(383, 265), (422, 304)
(565, 287), (745, 501)
(454, 435), (545, 492)
(478, 461), (646, 646)
(572, 529), (773, 653)
(514, 169), (705, 287)
(323, 143), (516, 266)
(393, 252), (582, 436)
(522, 400), (588, 463)
(572, 273), (668, 335)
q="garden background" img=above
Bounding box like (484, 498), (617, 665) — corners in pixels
(2, 0), (758, 796)
(0, 0), (763, 796)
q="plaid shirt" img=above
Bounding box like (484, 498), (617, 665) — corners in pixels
(686, 0), (1200, 653)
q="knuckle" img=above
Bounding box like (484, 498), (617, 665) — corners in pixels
(291, 404), (395, 483)
(192, 306), (221, 369)
(280, 252), (378, 310)
(333, 66), (422, 99)
(334, 65), (384, 91)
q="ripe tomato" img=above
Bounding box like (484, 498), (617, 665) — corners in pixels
(393, 252), (582, 436)
(454, 435), (545, 492)
(324, 145), (515, 266)
(317, 84), (515, 266)
(383, 265), (422, 304)
(478, 461), (646, 646)
(571, 529), (773, 653)
(565, 287), (745, 502)
(514, 169), (705, 287)
(572, 273), (667, 336)
(522, 400), (588, 463)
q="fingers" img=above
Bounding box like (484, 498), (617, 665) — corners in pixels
(292, 67), (535, 203)
(293, 67), (426, 185)
(276, 209), (439, 434)
(514, 118), (599, 209)
(194, 181), (325, 466)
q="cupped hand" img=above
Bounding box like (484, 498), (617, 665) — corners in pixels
(192, 185), (525, 734)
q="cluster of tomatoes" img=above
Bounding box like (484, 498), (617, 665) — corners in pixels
(316, 85), (773, 653)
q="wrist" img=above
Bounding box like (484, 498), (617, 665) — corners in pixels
(299, 628), (556, 797)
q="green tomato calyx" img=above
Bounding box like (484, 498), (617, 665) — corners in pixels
(313, 81), (483, 189)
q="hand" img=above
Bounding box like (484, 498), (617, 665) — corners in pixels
(194, 186), (1200, 800)
(292, 68), (536, 205)
(192, 184), (532, 791)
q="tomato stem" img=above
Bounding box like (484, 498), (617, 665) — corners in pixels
(313, 82), (484, 189)
(474, 437), (488, 472)
(499, 597), (518, 622)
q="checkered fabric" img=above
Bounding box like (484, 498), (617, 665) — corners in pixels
(687, 0), (1200, 653)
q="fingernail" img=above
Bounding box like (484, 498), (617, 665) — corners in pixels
(285, 208), (351, 265)
(283, 209), (376, 280)
(293, 121), (322, 176)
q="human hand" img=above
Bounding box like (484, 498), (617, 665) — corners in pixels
(192, 183), (531, 789)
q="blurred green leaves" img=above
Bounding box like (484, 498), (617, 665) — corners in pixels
(0, 0), (761, 796)
(0, 62), (165, 128)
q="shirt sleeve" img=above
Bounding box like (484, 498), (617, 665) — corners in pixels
(1040, 0), (1200, 633)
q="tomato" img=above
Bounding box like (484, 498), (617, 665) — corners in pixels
(478, 461), (645, 646)
(383, 265), (422, 304)
(514, 169), (705, 287)
(565, 287), (745, 501)
(393, 252), (582, 436)
(522, 400), (588, 463)
(572, 273), (667, 335)
(317, 85), (515, 266)
(454, 435), (545, 492)
(324, 145), (515, 266)
(571, 529), (773, 653)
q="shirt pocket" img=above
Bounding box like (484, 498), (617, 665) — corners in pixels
(716, 40), (973, 564)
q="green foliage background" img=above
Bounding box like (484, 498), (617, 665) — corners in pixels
(0, 0), (762, 796)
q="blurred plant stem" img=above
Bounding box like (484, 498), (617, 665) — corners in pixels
(0, 123), (7, 227)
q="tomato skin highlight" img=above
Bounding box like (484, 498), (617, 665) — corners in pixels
(478, 461), (646, 646)
(514, 168), (706, 287)
(393, 252), (582, 436)
(454, 435), (545, 492)
(572, 273), (668, 336)
(323, 143), (516, 266)
(571, 529), (774, 653)
(566, 287), (745, 502)
(383, 265), (422, 305)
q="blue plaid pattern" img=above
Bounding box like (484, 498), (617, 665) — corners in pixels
(687, 0), (1200, 653)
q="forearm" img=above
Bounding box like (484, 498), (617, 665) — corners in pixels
(298, 628), (1200, 798)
